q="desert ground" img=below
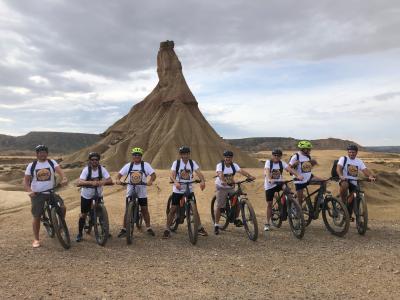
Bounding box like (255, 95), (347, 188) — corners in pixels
(0, 150), (399, 299)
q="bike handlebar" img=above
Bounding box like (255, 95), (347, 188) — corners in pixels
(119, 182), (147, 186)
(169, 180), (201, 184)
(77, 182), (114, 188)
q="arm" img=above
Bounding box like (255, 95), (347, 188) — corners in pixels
(337, 164), (345, 180)
(115, 173), (123, 185)
(285, 166), (303, 181)
(170, 170), (181, 190)
(55, 165), (68, 186)
(238, 169), (255, 180)
(217, 171), (227, 186)
(24, 175), (35, 197)
(147, 172), (156, 186)
(362, 168), (376, 181)
(194, 169), (206, 191)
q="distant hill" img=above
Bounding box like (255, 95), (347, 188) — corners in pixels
(226, 137), (364, 152)
(0, 132), (101, 154)
(365, 146), (400, 153)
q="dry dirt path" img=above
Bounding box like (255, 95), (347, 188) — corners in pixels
(1, 170), (399, 299)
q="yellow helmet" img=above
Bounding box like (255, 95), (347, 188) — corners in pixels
(131, 147), (144, 155)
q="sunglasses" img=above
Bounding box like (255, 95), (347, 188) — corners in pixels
(90, 158), (99, 161)
(273, 154), (282, 157)
(132, 154), (142, 157)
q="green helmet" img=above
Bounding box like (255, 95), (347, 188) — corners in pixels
(298, 140), (313, 149)
(131, 147), (144, 155)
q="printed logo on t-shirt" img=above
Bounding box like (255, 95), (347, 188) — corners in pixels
(36, 168), (51, 181)
(180, 169), (191, 180)
(347, 165), (358, 177)
(224, 174), (234, 184)
(130, 171), (142, 184)
(301, 161), (312, 173)
(271, 169), (281, 179)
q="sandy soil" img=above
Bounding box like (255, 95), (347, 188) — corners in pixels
(0, 151), (400, 299)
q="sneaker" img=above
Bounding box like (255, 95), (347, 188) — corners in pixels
(32, 240), (41, 248)
(214, 225), (219, 235)
(198, 227), (208, 236)
(163, 229), (170, 239)
(234, 219), (243, 227)
(76, 234), (83, 242)
(147, 228), (155, 236)
(264, 224), (270, 231)
(117, 228), (127, 238)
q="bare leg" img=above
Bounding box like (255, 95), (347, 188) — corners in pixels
(141, 206), (151, 227)
(32, 217), (40, 241)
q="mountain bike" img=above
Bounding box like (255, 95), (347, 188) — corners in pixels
(210, 178), (258, 241)
(121, 182), (146, 244)
(301, 178), (350, 237)
(269, 179), (305, 239)
(39, 187), (71, 249)
(166, 180), (200, 245)
(79, 184), (111, 246)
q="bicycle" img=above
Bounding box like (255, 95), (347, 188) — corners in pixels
(78, 184), (111, 246)
(121, 182), (146, 244)
(301, 178), (350, 237)
(210, 178), (258, 241)
(269, 179), (305, 239)
(166, 180), (200, 245)
(39, 187), (71, 249)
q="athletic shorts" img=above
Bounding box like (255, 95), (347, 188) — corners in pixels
(31, 193), (64, 218)
(295, 175), (314, 191)
(265, 185), (283, 202)
(126, 197), (148, 207)
(170, 192), (194, 206)
(339, 180), (357, 193)
(215, 187), (234, 208)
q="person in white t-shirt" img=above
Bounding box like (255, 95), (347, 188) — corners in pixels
(337, 144), (376, 219)
(23, 145), (68, 248)
(163, 146), (207, 239)
(264, 149), (303, 231)
(289, 140), (324, 206)
(115, 147), (157, 237)
(76, 152), (113, 242)
(213, 150), (255, 235)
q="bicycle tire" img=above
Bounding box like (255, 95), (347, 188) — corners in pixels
(210, 196), (230, 230)
(240, 198), (258, 241)
(287, 197), (305, 239)
(322, 196), (349, 237)
(166, 194), (180, 232)
(136, 206), (143, 229)
(50, 207), (71, 249)
(302, 199), (312, 227)
(42, 206), (55, 238)
(94, 204), (109, 246)
(187, 201), (199, 245)
(84, 212), (92, 235)
(126, 201), (135, 245)
(271, 194), (283, 228)
(355, 193), (368, 235)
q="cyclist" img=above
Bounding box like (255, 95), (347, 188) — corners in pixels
(214, 150), (255, 235)
(163, 146), (208, 238)
(337, 144), (376, 219)
(289, 140), (323, 206)
(76, 152), (113, 242)
(116, 147), (156, 237)
(264, 149), (303, 231)
(23, 145), (68, 248)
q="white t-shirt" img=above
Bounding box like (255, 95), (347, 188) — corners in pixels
(119, 161), (155, 198)
(215, 162), (241, 189)
(264, 160), (288, 190)
(25, 159), (59, 193)
(338, 156), (367, 186)
(171, 159), (200, 194)
(289, 152), (313, 184)
(79, 165), (111, 199)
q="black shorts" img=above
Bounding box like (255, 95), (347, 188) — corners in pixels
(265, 185), (282, 202)
(295, 175), (314, 191)
(81, 196), (92, 214)
(126, 197), (148, 207)
(171, 192), (194, 206)
(339, 180), (357, 193)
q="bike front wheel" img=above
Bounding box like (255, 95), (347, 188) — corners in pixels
(271, 194), (283, 228)
(187, 201), (199, 245)
(287, 198), (305, 239)
(126, 201), (136, 245)
(42, 206), (55, 238)
(301, 199), (312, 227)
(322, 197), (349, 237)
(355, 194), (368, 235)
(241, 198), (258, 241)
(50, 207), (71, 249)
(94, 204), (109, 246)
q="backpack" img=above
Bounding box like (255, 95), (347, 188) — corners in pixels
(331, 156), (347, 179)
(30, 159), (55, 183)
(86, 165), (103, 181)
(125, 161), (145, 182)
(221, 160), (236, 176)
(175, 159), (194, 177)
(269, 160), (283, 175)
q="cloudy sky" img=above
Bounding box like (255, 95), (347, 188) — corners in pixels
(0, 0), (399, 146)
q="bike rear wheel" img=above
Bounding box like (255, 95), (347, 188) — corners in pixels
(50, 207), (71, 249)
(355, 194), (368, 235)
(166, 194), (179, 232)
(210, 196), (230, 230)
(241, 198), (258, 241)
(126, 201), (135, 245)
(301, 199), (312, 227)
(187, 201), (199, 245)
(42, 206), (55, 237)
(271, 194), (283, 228)
(94, 204), (109, 246)
(322, 197), (349, 237)
(287, 198), (305, 239)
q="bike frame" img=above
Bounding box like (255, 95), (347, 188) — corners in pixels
(303, 181), (328, 219)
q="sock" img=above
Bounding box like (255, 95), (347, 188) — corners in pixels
(78, 217), (85, 234)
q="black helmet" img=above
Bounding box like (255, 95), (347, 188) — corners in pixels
(272, 148), (283, 156)
(179, 146), (191, 154)
(35, 145), (48, 153)
(347, 144), (359, 152)
(88, 152), (100, 160)
(223, 150), (234, 157)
